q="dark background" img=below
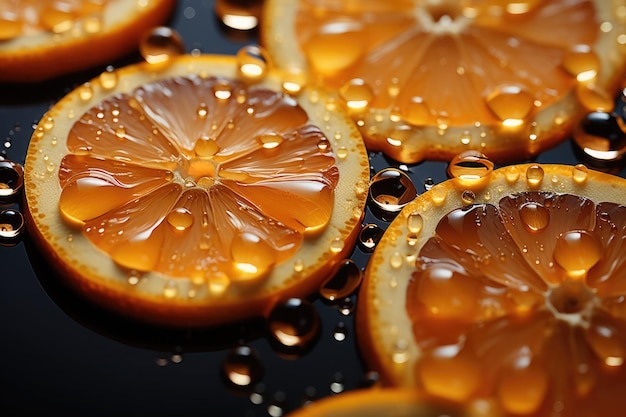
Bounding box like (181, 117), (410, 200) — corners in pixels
(1, 1), (625, 416)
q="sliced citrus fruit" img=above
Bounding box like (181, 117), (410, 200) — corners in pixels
(358, 161), (626, 416)
(0, 0), (176, 82)
(286, 388), (491, 417)
(23, 53), (369, 327)
(262, 0), (626, 163)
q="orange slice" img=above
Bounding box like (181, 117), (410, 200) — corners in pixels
(23, 53), (369, 327)
(261, 0), (626, 163)
(286, 388), (490, 417)
(0, 0), (176, 82)
(358, 161), (626, 416)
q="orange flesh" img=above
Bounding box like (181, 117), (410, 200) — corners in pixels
(0, 0), (109, 39)
(294, 0), (598, 127)
(406, 191), (626, 415)
(58, 75), (339, 280)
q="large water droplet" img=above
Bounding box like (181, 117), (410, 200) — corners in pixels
(237, 45), (271, 82)
(222, 345), (264, 387)
(447, 151), (494, 182)
(166, 207), (194, 232)
(485, 84), (535, 127)
(525, 165), (544, 187)
(319, 259), (363, 302)
(0, 159), (24, 203)
(0, 209), (25, 246)
(214, 0), (261, 31)
(231, 231), (277, 281)
(369, 168), (417, 212)
(562, 45), (599, 82)
(573, 112), (626, 163)
(519, 202), (550, 233)
(140, 26), (185, 65)
(553, 230), (602, 279)
(267, 298), (320, 352)
(358, 223), (384, 253)
(339, 78), (374, 112)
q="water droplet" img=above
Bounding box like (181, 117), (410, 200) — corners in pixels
(319, 260), (362, 302)
(403, 96), (433, 125)
(553, 230), (602, 279)
(562, 45), (599, 82)
(0, 160), (24, 203)
(257, 133), (284, 149)
(485, 84), (535, 126)
(447, 151), (494, 183)
(407, 212), (424, 235)
(390, 252), (403, 269)
(461, 190), (476, 205)
(333, 322), (348, 342)
(214, 0), (261, 31)
(577, 83), (614, 112)
(339, 78), (374, 112)
(430, 185), (448, 205)
(194, 136), (219, 157)
(293, 258), (304, 273)
(78, 82), (93, 101)
(525, 165), (544, 187)
(392, 338), (410, 364)
(330, 372), (345, 394)
(338, 297), (354, 316)
(336, 146), (348, 160)
(222, 345), (264, 387)
(231, 231), (277, 281)
(166, 207), (194, 232)
(329, 237), (345, 254)
(0, 209), (25, 245)
(572, 112), (626, 162)
(99, 66), (119, 90)
(358, 223), (384, 253)
(268, 298), (320, 350)
(369, 168), (417, 212)
(237, 45), (270, 81)
(571, 164), (589, 184)
(115, 125), (126, 139)
(519, 202), (550, 232)
(163, 280), (179, 298)
(140, 26), (185, 65)
(423, 177), (435, 191)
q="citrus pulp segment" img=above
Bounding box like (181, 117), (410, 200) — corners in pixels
(358, 162), (626, 416)
(0, 0), (176, 82)
(261, 0), (626, 163)
(24, 54), (370, 327)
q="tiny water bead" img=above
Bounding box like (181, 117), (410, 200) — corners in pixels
(267, 298), (320, 350)
(99, 66), (119, 90)
(369, 168), (417, 212)
(572, 111), (626, 162)
(525, 164), (545, 187)
(319, 259), (362, 302)
(0, 159), (24, 203)
(139, 26), (185, 65)
(0, 209), (25, 245)
(222, 345), (264, 387)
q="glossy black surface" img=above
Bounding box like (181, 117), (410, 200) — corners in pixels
(1, 1), (625, 416)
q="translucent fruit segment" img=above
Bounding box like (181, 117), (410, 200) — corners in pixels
(59, 75), (338, 280)
(406, 191), (626, 415)
(0, 0), (108, 38)
(294, 0), (598, 127)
